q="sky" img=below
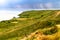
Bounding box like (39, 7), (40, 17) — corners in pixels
(0, 0), (60, 21)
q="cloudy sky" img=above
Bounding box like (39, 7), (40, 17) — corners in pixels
(0, 0), (60, 21)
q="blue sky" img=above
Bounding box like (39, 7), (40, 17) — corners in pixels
(0, 0), (60, 21)
(0, 0), (60, 10)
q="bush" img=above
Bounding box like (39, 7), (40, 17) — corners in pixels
(43, 26), (58, 35)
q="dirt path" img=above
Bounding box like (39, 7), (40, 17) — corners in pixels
(56, 11), (60, 16)
(20, 30), (39, 40)
(56, 24), (60, 28)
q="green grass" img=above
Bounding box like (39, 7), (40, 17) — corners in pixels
(0, 10), (60, 40)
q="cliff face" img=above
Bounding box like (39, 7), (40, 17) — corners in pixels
(0, 10), (60, 40)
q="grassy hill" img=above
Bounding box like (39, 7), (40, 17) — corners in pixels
(0, 10), (60, 40)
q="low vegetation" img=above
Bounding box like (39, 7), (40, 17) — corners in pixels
(0, 10), (60, 40)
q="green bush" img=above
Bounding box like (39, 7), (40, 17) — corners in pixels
(43, 26), (58, 35)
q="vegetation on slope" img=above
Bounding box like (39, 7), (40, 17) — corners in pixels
(0, 10), (60, 40)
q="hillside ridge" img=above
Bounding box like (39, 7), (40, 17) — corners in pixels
(0, 10), (60, 40)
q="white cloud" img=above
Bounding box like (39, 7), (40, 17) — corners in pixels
(39, 4), (44, 9)
(0, 0), (7, 5)
(45, 3), (53, 8)
(15, 4), (31, 9)
(0, 0), (6, 4)
(15, 5), (22, 8)
(33, 3), (52, 9)
(34, 3), (53, 9)
(0, 10), (22, 21)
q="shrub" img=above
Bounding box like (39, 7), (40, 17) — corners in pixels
(43, 26), (58, 35)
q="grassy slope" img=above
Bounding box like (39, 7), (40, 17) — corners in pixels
(0, 10), (60, 40)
